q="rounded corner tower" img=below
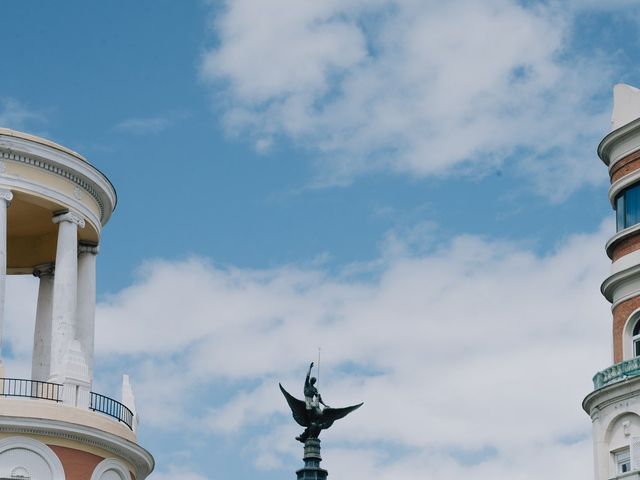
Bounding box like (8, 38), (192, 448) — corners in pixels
(0, 128), (154, 479)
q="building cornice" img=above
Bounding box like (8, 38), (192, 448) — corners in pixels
(601, 263), (640, 303)
(0, 132), (117, 225)
(599, 117), (640, 169)
(583, 374), (640, 416)
(0, 416), (154, 479)
(605, 223), (640, 259)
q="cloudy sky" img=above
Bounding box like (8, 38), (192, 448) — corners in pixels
(1, 1), (638, 478)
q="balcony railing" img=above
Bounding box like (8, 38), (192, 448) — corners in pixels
(90, 391), (134, 430)
(0, 378), (62, 402)
(593, 357), (640, 389)
(0, 378), (134, 430)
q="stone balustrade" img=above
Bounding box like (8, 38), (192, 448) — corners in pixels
(594, 357), (640, 389)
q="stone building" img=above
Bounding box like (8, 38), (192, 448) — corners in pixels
(0, 129), (153, 479)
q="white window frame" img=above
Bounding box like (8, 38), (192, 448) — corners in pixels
(615, 447), (631, 474)
(0, 437), (64, 480)
(90, 458), (132, 480)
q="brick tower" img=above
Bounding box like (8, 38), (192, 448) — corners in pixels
(0, 129), (154, 479)
(584, 84), (640, 479)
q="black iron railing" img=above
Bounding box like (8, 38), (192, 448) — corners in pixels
(90, 391), (134, 430)
(0, 378), (62, 402)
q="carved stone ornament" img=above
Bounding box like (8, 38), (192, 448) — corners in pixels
(52, 211), (85, 228)
(78, 243), (99, 255)
(0, 188), (13, 205)
(33, 263), (55, 278)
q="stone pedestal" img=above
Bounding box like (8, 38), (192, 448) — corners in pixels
(296, 438), (327, 480)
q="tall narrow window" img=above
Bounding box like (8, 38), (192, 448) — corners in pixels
(617, 448), (631, 474)
(618, 194), (625, 232)
(615, 183), (640, 231)
(633, 321), (640, 357)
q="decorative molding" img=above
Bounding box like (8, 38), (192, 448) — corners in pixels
(33, 263), (55, 278)
(0, 436), (65, 480)
(612, 250), (640, 277)
(599, 117), (640, 168)
(602, 263), (640, 304)
(0, 189), (13, 206)
(78, 243), (99, 255)
(0, 148), (109, 223)
(0, 417), (153, 479)
(52, 211), (85, 228)
(606, 223), (640, 259)
(583, 375), (640, 416)
(609, 168), (640, 207)
(91, 458), (132, 480)
(0, 176), (101, 234)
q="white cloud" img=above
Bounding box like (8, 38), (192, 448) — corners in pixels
(201, 0), (612, 197)
(0, 98), (45, 132)
(1, 220), (613, 480)
(82, 220), (612, 479)
(114, 112), (189, 135)
(148, 466), (207, 480)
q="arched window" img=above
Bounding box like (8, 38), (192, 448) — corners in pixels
(90, 459), (131, 480)
(633, 320), (640, 357)
(0, 437), (64, 480)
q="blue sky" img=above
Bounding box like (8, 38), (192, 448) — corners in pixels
(1, 1), (639, 479)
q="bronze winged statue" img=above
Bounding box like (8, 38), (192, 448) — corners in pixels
(280, 362), (363, 443)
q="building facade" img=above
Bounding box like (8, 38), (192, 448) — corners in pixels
(584, 84), (640, 480)
(0, 129), (153, 479)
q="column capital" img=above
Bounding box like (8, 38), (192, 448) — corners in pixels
(33, 263), (55, 278)
(52, 211), (85, 228)
(0, 189), (13, 206)
(78, 243), (99, 255)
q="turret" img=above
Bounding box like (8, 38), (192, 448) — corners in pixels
(0, 129), (153, 479)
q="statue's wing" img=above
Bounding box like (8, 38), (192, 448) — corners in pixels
(279, 383), (309, 427)
(319, 402), (364, 429)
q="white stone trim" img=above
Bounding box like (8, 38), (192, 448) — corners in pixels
(602, 265), (640, 304)
(78, 243), (99, 255)
(0, 416), (154, 479)
(583, 377), (640, 480)
(605, 274), (640, 310)
(0, 148), (107, 218)
(91, 458), (132, 480)
(0, 176), (102, 234)
(33, 263), (55, 278)
(606, 224), (640, 259)
(609, 169), (640, 207)
(599, 117), (640, 169)
(0, 189), (13, 205)
(612, 251), (640, 277)
(0, 133), (116, 225)
(0, 436), (65, 479)
(52, 211), (85, 228)
(622, 309), (640, 360)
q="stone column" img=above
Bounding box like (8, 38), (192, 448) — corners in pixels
(0, 189), (12, 377)
(77, 243), (98, 386)
(49, 211), (84, 384)
(31, 263), (54, 382)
